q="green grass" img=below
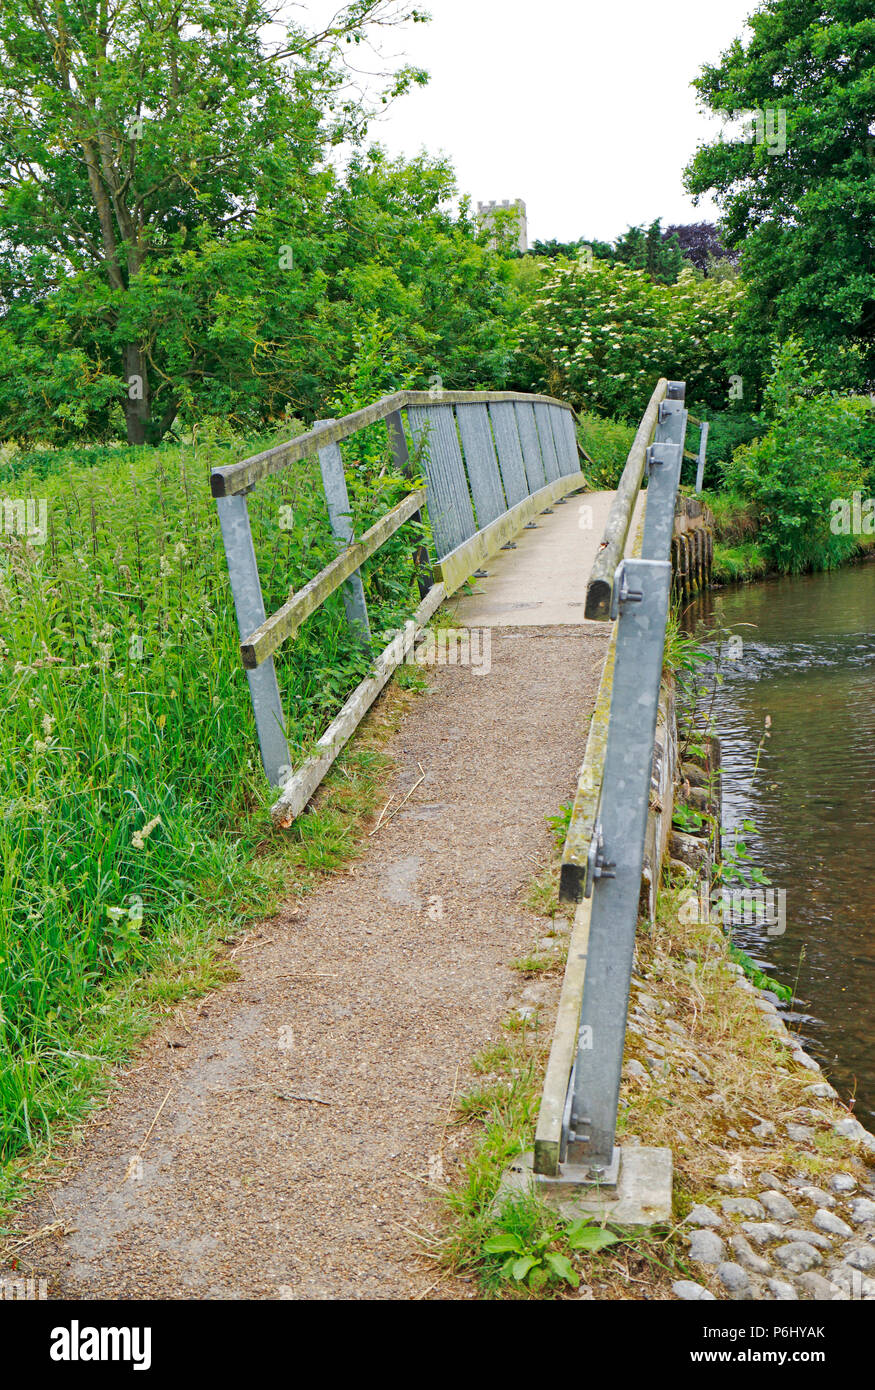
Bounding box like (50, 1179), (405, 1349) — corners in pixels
(575, 412), (636, 490)
(0, 421), (425, 1169)
(712, 539), (770, 584)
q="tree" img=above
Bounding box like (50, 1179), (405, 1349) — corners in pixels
(612, 220), (683, 285)
(664, 222), (738, 275)
(684, 0), (875, 393)
(0, 0), (428, 443)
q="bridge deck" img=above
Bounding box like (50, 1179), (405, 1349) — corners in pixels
(452, 489), (645, 627)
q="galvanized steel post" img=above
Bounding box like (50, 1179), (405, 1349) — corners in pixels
(565, 379), (686, 1177)
(386, 409), (432, 599)
(316, 419), (372, 648)
(695, 419), (710, 494)
(215, 493), (291, 787)
(567, 556), (673, 1173)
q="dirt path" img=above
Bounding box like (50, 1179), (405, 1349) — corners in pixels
(3, 620), (610, 1300)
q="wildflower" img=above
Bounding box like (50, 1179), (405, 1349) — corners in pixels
(42, 713), (54, 737)
(173, 542), (188, 561)
(158, 555), (172, 579)
(132, 815), (161, 850)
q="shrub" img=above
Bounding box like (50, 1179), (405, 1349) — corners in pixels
(512, 259), (742, 420)
(722, 341), (870, 573)
(576, 412), (636, 489)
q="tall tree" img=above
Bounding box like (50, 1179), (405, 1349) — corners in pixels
(685, 0), (875, 391)
(664, 222), (738, 275)
(0, 0), (427, 443)
(612, 220), (683, 284)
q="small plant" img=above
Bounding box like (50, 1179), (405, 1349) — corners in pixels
(716, 821), (771, 890)
(509, 952), (560, 976)
(483, 1227), (578, 1291)
(728, 946), (792, 1002)
(482, 1201), (620, 1292)
(546, 802), (573, 849)
(672, 804), (705, 833)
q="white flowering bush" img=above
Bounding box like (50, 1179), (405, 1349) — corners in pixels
(513, 260), (743, 420)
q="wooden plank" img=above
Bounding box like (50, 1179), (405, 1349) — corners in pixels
(211, 391), (577, 497)
(240, 488), (426, 668)
(407, 404), (477, 559)
(434, 471), (586, 597)
(533, 893), (594, 1176)
(515, 400), (548, 492)
(211, 393), (410, 497)
(557, 631), (618, 905)
(456, 403), (507, 528)
(584, 378), (667, 620)
(270, 583), (447, 828)
(489, 400), (529, 507)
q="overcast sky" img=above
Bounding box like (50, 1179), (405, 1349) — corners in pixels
(333, 0), (758, 243)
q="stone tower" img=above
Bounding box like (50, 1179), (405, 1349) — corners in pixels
(475, 199), (528, 253)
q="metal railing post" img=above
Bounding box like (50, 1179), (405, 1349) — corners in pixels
(215, 493), (291, 787)
(567, 556), (672, 1174)
(564, 378), (686, 1177)
(315, 419), (371, 648)
(641, 384), (687, 562)
(386, 409), (432, 599)
(695, 420), (710, 494)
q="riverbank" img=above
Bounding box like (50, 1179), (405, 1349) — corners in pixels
(702, 489), (875, 586)
(435, 847), (875, 1301)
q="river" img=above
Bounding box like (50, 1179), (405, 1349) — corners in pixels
(684, 559), (875, 1122)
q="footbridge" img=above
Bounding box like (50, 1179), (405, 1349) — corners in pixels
(213, 377), (713, 1204)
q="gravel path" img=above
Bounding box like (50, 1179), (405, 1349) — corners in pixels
(3, 624), (609, 1300)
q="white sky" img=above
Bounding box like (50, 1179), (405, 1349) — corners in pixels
(327, 0), (758, 243)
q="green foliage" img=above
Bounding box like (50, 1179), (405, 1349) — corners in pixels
(546, 802), (573, 849)
(611, 220), (684, 285)
(481, 1200), (621, 1293)
(728, 946), (793, 1003)
(576, 411), (636, 489)
(687, 411), (761, 489)
(711, 540), (770, 584)
(483, 1207), (579, 1292)
(0, 426), (422, 1160)
(0, 2), (523, 446)
(512, 259), (742, 421)
(722, 340), (870, 573)
(685, 0), (875, 395)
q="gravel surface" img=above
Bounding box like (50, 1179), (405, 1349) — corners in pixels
(2, 625), (609, 1301)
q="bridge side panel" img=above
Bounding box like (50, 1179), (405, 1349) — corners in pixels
(551, 405), (580, 476)
(514, 401), (548, 493)
(455, 403), (508, 528)
(488, 402), (529, 507)
(533, 402), (561, 483)
(407, 405), (477, 560)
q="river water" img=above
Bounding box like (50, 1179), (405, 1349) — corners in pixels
(684, 560), (875, 1121)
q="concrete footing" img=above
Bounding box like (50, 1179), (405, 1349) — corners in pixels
(497, 1146), (673, 1227)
